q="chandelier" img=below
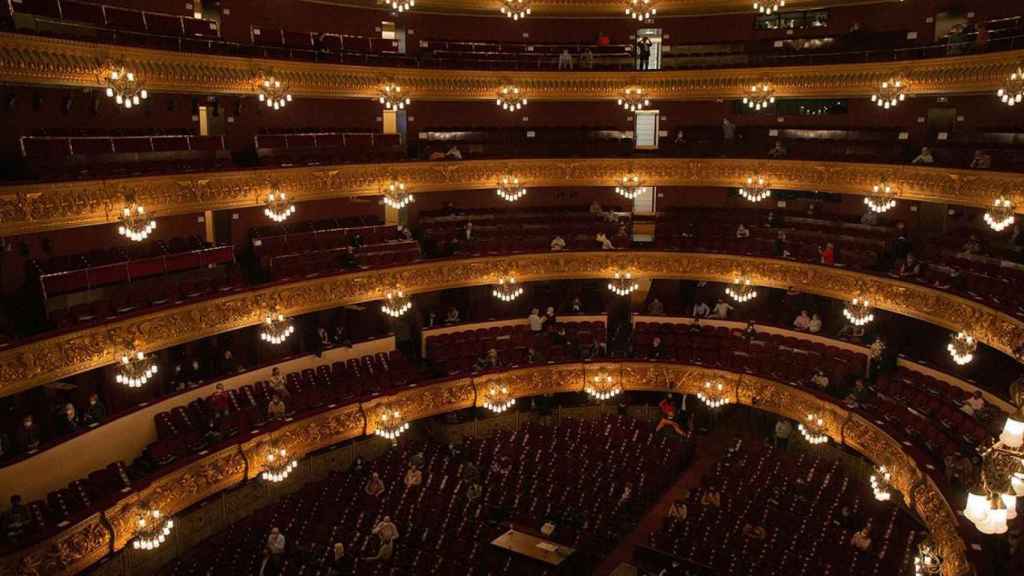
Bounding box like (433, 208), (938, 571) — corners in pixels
(496, 85), (528, 111)
(738, 176), (771, 202)
(625, 0), (656, 21)
(618, 87), (650, 112)
(608, 272), (639, 296)
(697, 379), (731, 409)
(870, 465), (893, 502)
(483, 382), (516, 413)
(378, 83), (410, 110)
(375, 406), (409, 441)
(842, 298), (874, 326)
(742, 82), (775, 111)
(966, 384), (1024, 534)
(865, 179), (897, 213)
(947, 331), (976, 365)
(493, 276), (524, 302)
(798, 413), (829, 445)
(585, 368), (622, 401)
(964, 489), (1016, 535)
(997, 65), (1024, 107)
(984, 196), (1015, 232)
(131, 505), (174, 551)
(914, 538), (943, 575)
(871, 78), (907, 109)
(257, 75), (292, 110)
(496, 175), (527, 202)
(117, 200), (157, 242)
(264, 189), (296, 223)
(385, 0), (414, 12)
(382, 180), (414, 210)
(115, 349), (158, 389)
(104, 66), (148, 110)
(725, 278), (757, 303)
(615, 174), (644, 199)
(753, 0), (784, 15)
(260, 312), (295, 345)
(261, 446), (298, 483)
(382, 290), (412, 318)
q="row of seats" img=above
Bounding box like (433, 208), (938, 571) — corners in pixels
(254, 131), (403, 167)
(12, 0), (219, 38)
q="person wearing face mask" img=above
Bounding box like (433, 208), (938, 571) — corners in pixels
(57, 403), (80, 436)
(15, 415), (39, 454)
(82, 393), (107, 426)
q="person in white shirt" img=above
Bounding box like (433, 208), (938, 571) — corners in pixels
(445, 145), (463, 160)
(712, 299), (733, 319)
(961, 391), (986, 416)
(372, 516), (399, 544)
(550, 235), (566, 251)
(793, 310), (812, 331)
(596, 233), (615, 250)
(557, 49), (574, 70)
(811, 370), (830, 390)
(268, 367), (289, 398)
(735, 224), (750, 239)
(911, 146), (934, 165)
(259, 527), (286, 576)
(808, 313), (822, 334)
(528, 308), (546, 332)
(692, 301), (710, 318)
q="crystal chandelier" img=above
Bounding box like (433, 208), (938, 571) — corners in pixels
(742, 82), (775, 111)
(618, 87), (650, 112)
(753, 0), (784, 15)
(493, 276), (524, 302)
(947, 331), (976, 365)
(264, 189), (296, 223)
(870, 464), (893, 502)
(385, 0), (414, 12)
(997, 65), (1024, 107)
(257, 75), (292, 110)
(984, 196), (1015, 232)
(964, 489), (1016, 535)
(131, 505), (174, 551)
(738, 176), (771, 202)
(483, 382), (516, 413)
(871, 78), (907, 109)
(117, 200), (157, 242)
(697, 379), (731, 409)
(585, 368), (622, 401)
(381, 290), (412, 318)
(615, 174), (644, 199)
(966, 386), (1024, 534)
(608, 272), (639, 296)
(378, 83), (410, 110)
(261, 446), (298, 483)
(115, 348), (158, 389)
(914, 538), (943, 575)
(499, 0), (531, 20)
(260, 312), (295, 345)
(725, 278), (757, 303)
(496, 85), (528, 111)
(375, 406), (409, 441)
(798, 413), (828, 445)
(842, 298), (874, 326)
(104, 66), (148, 110)
(865, 179), (897, 213)
(625, 0), (656, 21)
(382, 180), (414, 210)
(496, 175), (527, 202)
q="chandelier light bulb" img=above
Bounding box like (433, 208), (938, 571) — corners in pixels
(131, 507), (173, 551)
(493, 277), (524, 302)
(261, 447), (298, 483)
(264, 190), (296, 223)
(496, 175), (527, 202)
(117, 202), (156, 242)
(842, 298), (874, 326)
(798, 413), (828, 445)
(865, 180), (897, 213)
(500, 0), (531, 21)
(115, 348), (158, 388)
(742, 82), (776, 111)
(387, 0), (414, 12)
(618, 87), (650, 112)
(376, 409), (409, 440)
(585, 370), (622, 400)
(615, 174), (643, 199)
(997, 66), (1024, 107)
(383, 180), (414, 210)
(379, 83), (411, 110)
(725, 278), (757, 303)
(625, 0), (656, 21)
(738, 176), (771, 202)
(260, 313), (295, 345)
(105, 66), (148, 110)
(257, 75), (291, 110)
(496, 85), (528, 111)
(753, 0), (785, 15)
(947, 331), (976, 365)
(697, 379), (731, 409)
(984, 196), (1016, 232)
(871, 78), (907, 109)
(483, 384), (516, 413)
(870, 465), (893, 501)
(382, 290), (412, 318)
(608, 272), (639, 296)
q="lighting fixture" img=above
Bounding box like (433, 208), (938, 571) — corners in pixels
(625, 0), (656, 21)
(375, 406), (409, 441)
(500, 0), (531, 20)
(966, 390), (1024, 534)
(738, 176), (771, 202)
(615, 174), (644, 199)
(379, 83), (410, 110)
(947, 331), (975, 365)
(257, 75), (292, 110)
(260, 312), (295, 345)
(115, 348), (158, 389)
(608, 272), (639, 296)
(131, 505), (173, 551)
(483, 383), (516, 413)
(997, 65), (1024, 107)
(914, 538), (943, 575)
(725, 278), (757, 303)
(753, 0), (784, 15)
(697, 379), (731, 409)
(382, 180), (414, 210)
(983, 196), (1015, 232)
(842, 298), (874, 326)
(492, 276), (524, 302)
(496, 175), (527, 202)
(585, 368), (622, 401)
(798, 413), (828, 445)
(496, 85), (528, 111)
(870, 464), (893, 502)
(871, 78), (907, 109)
(964, 490), (1013, 535)
(117, 200), (156, 242)
(742, 82), (775, 111)
(865, 179), (897, 214)
(385, 0), (414, 13)
(264, 189), (296, 223)
(381, 290), (412, 318)
(261, 446), (298, 483)
(105, 66), (148, 110)
(618, 87), (650, 112)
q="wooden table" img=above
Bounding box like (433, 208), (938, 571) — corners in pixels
(491, 529), (575, 566)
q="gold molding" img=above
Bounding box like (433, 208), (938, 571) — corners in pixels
(2, 251), (1021, 399)
(0, 32), (1019, 102)
(1, 158), (1022, 236)
(316, 0), (879, 17)
(0, 362), (969, 576)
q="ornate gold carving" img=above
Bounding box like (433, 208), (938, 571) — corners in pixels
(0, 513), (109, 576)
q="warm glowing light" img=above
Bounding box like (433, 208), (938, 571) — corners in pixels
(376, 407), (409, 440)
(871, 78), (907, 109)
(499, 0), (531, 19)
(264, 189), (296, 223)
(843, 298), (874, 326)
(947, 332), (976, 365)
(493, 277), (524, 302)
(260, 313), (295, 345)
(105, 66), (148, 110)
(984, 196), (1015, 232)
(386, 0), (414, 12)
(753, 0), (784, 15)
(382, 290), (412, 317)
(997, 66), (1024, 107)
(608, 272), (639, 296)
(117, 202), (157, 242)
(496, 85), (528, 111)
(738, 176), (771, 202)
(382, 180), (414, 210)
(742, 82), (775, 111)
(257, 75), (292, 110)
(261, 447), (298, 483)
(798, 413), (828, 445)
(132, 506), (173, 551)
(615, 174), (644, 199)
(725, 278), (757, 303)
(115, 349), (158, 388)
(697, 379), (731, 408)
(865, 180), (897, 213)
(379, 83), (411, 110)
(870, 464), (893, 501)
(483, 383), (516, 413)
(496, 175), (527, 202)
(618, 87), (650, 112)
(585, 369), (622, 400)
(625, 0), (656, 21)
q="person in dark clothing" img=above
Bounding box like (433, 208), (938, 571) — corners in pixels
(15, 415), (39, 453)
(82, 393), (107, 426)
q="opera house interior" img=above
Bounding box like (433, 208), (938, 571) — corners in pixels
(2, 0), (1024, 575)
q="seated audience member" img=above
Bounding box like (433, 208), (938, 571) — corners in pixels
(445, 307), (460, 324)
(774, 231), (791, 258)
(544, 306), (558, 327)
(580, 48), (594, 69)
(811, 369), (830, 390)
(808, 313), (822, 334)
(774, 418), (793, 449)
(844, 378), (869, 406)
(793, 310), (812, 331)
(528, 308), (546, 333)
(209, 383), (231, 416)
(222, 348), (242, 373)
(267, 395), (287, 420)
(960, 234), (982, 255)
(364, 539), (394, 561)
(557, 49), (574, 70)
(589, 200), (603, 215)
(735, 223), (750, 238)
(15, 415), (40, 454)
(365, 472), (386, 497)
(570, 297), (584, 313)
(596, 232), (615, 250)
(318, 327), (332, 349)
(657, 394), (690, 437)
(57, 403), (80, 436)
(768, 140), (788, 158)
(372, 515), (399, 544)
(668, 496), (689, 521)
(742, 523), (767, 540)
(550, 235), (566, 251)
(970, 150), (992, 169)
(674, 128), (686, 144)
(445, 145), (463, 160)
(269, 367), (289, 398)
(617, 482), (633, 509)
(259, 527), (286, 576)
(912, 146), (934, 165)
(647, 297), (665, 315)
(331, 542), (346, 569)
(897, 253), (921, 278)
(712, 299), (734, 319)
(701, 488), (722, 508)
(818, 242), (835, 265)
(333, 325), (348, 346)
(466, 482), (483, 502)
(850, 526), (872, 551)
(961, 390), (987, 417)
(3, 495), (31, 543)
(692, 301), (711, 318)
(744, 320), (757, 340)
(81, 393), (107, 426)
(648, 336), (666, 359)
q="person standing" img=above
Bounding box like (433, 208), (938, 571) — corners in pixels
(259, 527), (286, 576)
